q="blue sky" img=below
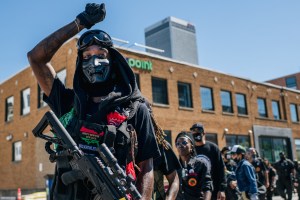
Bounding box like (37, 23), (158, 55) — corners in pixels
(1, 0), (300, 83)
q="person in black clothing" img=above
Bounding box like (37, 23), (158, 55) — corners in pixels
(221, 146), (240, 200)
(246, 148), (268, 200)
(153, 142), (181, 200)
(263, 158), (277, 200)
(175, 131), (212, 200)
(273, 152), (296, 200)
(190, 123), (226, 200)
(27, 3), (160, 199)
(145, 100), (181, 200)
(293, 160), (300, 200)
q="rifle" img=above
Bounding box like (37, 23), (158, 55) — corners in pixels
(32, 110), (141, 200)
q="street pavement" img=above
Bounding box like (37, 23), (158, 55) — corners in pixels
(273, 194), (298, 199)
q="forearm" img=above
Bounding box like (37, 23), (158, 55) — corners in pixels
(165, 171), (179, 200)
(203, 191), (212, 200)
(28, 19), (83, 64)
(136, 158), (154, 200)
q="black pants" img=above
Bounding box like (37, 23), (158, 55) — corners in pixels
(266, 187), (274, 200)
(277, 178), (293, 200)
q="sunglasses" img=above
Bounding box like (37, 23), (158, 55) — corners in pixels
(175, 141), (189, 147)
(77, 30), (113, 51)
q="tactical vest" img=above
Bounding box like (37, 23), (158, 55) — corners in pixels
(50, 100), (141, 200)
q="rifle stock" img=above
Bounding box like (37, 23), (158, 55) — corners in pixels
(32, 110), (141, 200)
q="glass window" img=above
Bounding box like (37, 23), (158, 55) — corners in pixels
(178, 82), (192, 108)
(5, 96), (14, 122)
(257, 98), (268, 118)
(152, 77), (168, 105)
(226, 135), (250, 148)
(236, 93), (248, 115)
(296, 139), (300, 161)
(164, 130), (172, 147)
(57, 68), (67, 85)
(13, 141), (22, 162)
(290, 103), (299, 122)
(38, 85), (47, 108)
(200, 86), (214, 111)
(221, 90), (233, 113)
(206, 133), (218, 145)
(272, 100), (281, 120)
(21, 88), (30, 115)
(285, 76), (297, 89)
(259, 136), (290, 162)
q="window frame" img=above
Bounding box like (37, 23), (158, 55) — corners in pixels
(151, 77), (169, 105)
(13, 141), (22, 162)
(221, 90), (233, 113)
(5, 96), (14, 122)
(235, 93), (248, 115)
(200, 86), (214, 111)
(257, 97), (268, 118)
(21, 87), (31, 115)
(177, 81), (193, 108)
(271, 100), (281, 120)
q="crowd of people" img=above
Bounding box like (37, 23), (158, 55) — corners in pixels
(155, 123), (300, 200)
(28, 2), (300, 200)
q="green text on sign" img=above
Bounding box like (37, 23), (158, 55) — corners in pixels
(127, 58), (152, 71)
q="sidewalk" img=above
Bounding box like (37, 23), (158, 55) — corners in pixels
(273, 194), (298, 200)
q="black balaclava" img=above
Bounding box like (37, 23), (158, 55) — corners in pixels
(73, 30), (142, 120)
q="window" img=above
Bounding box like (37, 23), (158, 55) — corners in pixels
(206, 133), (218, 145)
(290, 103), (299, 122)
(257, 98), (268, 118)
(164, 130), (173, 147)
(38, 85), (47, 108)
(177, 82), (192, 108)
(296, 139), (300, 161)
(13, 141), (22, 162)
(5, 96), (14, 122)
(226, 135), (250, 148)
(134, 73), (140, 90)
(259, 136), (290, 163)
(236, 93), (247, 115)
(57, 68), (67, 85)
(221, 90), (233, 113)
(152, 77), (168, 105)
(285, 76), (297, 89)
(21, 88), (30, 115)
(272, 100), (281, 120)
(200, 86), (214, 111)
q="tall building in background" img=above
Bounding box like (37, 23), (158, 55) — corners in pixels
(266, 72), (300, 90)
(145, 16), (198, 65)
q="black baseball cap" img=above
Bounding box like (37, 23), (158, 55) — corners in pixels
(190, 123), (204, 132)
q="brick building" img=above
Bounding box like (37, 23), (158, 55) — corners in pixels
(266, 72), (300, 90)
(1, 37), (300, 196)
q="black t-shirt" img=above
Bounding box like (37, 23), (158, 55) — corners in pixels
(154, 142), (182, 175)
(195, 141), (227, 194)
(273, 159), (295, 180)
(44, 78), (160, 164)
(177, 157), (213, 200)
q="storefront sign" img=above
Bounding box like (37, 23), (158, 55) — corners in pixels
(126, 58), (152, 71)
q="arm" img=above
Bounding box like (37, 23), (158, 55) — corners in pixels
(244, 164), (258, 195)
(27, 20), (83, 96)
(136, 158), (154, 200)
(165, 170), (180, 200)
(27, 3), (105, 96)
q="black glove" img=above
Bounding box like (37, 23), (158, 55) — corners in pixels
(77, 3), (106, 29)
